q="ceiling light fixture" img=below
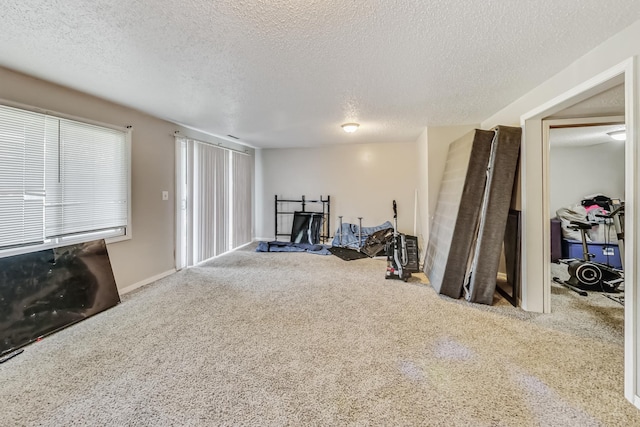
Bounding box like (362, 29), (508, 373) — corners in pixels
(341, 123), (360, 133)
(607, 129), (626, 141)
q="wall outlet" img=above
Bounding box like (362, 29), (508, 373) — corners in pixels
(162, 191), (169, 201)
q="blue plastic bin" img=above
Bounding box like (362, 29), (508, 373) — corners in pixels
(561, 239), (622, 269)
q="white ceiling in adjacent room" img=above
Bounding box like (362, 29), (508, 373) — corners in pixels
(1, 1), (640, 148)
(550, 124), (626, 148)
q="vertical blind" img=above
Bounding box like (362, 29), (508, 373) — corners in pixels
(180, 137), (252, 266)
(190, 141), (228, 263)
(0, 104), (129, 251)
(231, 151), (252, 249)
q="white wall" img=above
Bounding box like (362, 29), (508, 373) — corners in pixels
(414, 125), (478, 260)
(258, 142), (418, 240)
(550, 142), (625, 217)
(416, 129), (429, 256)
(426, 125), (479, 218)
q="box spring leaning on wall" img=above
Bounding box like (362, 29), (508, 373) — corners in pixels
(424, 129), (495, 298)
(425, 126), (522, 305)
(464, 126), (522, 304)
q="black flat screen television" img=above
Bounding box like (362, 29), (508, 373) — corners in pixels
(0, 239), (120, 356)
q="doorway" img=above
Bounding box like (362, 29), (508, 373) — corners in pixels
(520, 59), (638, 406)
(546, 118), (626, 347)
(546, 116), (626, 312)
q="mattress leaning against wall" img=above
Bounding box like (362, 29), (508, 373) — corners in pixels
(465, 126), (521, 304)
(425, 126), (522, 305)
(423, 129), (495, 298)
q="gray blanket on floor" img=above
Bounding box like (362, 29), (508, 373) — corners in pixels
(256, 241), (331, 255)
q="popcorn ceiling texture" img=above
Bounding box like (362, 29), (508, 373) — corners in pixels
(551, 124), (627, 148)
(1, 1), (640, 148)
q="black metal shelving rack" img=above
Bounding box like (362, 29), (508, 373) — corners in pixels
(274, 195), (331, 243)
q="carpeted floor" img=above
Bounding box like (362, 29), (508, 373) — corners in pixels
(1, 243), (638, 426)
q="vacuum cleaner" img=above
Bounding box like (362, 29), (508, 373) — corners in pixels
(385, 200), (412, 282)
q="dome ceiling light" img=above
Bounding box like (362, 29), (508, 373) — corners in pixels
(607, 129), (626, 141)
(341, 123), (360, 133)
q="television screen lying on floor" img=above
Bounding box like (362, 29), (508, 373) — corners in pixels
(0, 239), (120, 356)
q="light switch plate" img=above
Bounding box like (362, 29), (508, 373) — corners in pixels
(162, 191), (169, 201)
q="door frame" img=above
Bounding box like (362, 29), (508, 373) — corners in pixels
(520, 57), (638, 406)
(542, 115), (626, 311)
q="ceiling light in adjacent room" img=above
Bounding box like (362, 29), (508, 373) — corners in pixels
(607, 129), (626, 141)
(341, 123), (360, 133)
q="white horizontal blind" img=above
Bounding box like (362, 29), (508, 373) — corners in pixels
(0, 103), (128, 253)
(45, 119), (128, 237)
(231, 151), (252, 249)
(0, 105), (45, 248)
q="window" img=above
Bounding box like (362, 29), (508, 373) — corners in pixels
(0, 104), (130, 257)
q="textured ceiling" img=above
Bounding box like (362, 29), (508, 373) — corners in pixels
(550, 124), (626, 148)
(1, 1), (640, 148)
(549, 84), (626, 119)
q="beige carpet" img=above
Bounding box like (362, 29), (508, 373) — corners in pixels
(1, 243), (638, 426)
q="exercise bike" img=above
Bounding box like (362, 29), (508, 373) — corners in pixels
(553, 205), (624, 297)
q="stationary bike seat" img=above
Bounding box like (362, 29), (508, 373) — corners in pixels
(569, 220), (593, 230)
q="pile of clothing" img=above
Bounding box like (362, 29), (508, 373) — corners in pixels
(556, 194), (618, 243)
(331, 221), (393, 255)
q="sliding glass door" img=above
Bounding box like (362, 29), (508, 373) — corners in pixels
(175, 137), (252, 269)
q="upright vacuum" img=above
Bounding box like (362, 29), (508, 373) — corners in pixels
(385, 200), (412, 282)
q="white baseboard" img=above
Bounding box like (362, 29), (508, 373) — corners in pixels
(123, 241), (256, 290)
(254, 237), (275, 242)
(118, 269), (176, 295)
(632, 393), (640, 409)
(234, 241), (255, 250)
(214, 240), (255, 257)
